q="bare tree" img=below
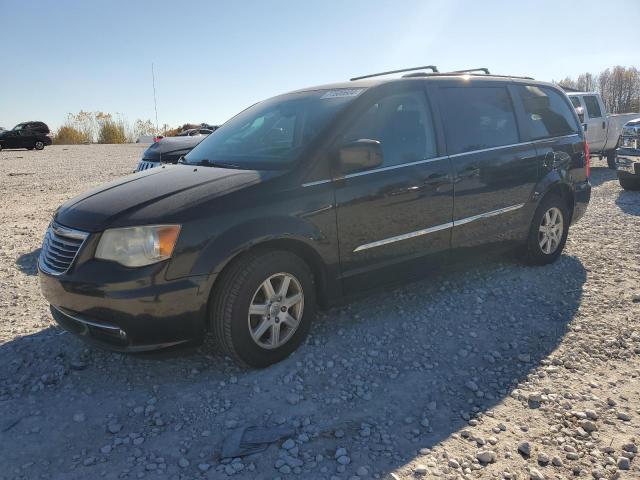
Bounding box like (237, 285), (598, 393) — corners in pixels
(556, 66), (639, 113)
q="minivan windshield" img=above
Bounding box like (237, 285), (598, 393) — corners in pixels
(184, 88), (365, 170)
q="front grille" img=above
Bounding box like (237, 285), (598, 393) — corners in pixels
(39, 223), (88, 275)
(135, 160), (160, 172)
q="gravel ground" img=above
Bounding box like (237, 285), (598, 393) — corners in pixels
(0, 144), (639, 480)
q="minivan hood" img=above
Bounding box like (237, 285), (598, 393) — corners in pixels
(55, 165), (277, 232)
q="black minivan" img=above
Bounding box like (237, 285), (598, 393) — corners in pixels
(39, 68), (591, 367)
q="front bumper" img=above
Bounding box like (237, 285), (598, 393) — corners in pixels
(616, 149), (640, 177)
(39, 261), (211, 352)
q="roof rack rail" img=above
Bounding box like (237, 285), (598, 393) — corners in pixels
(450, 68), (491, 74)
(350, 65), (439, 81)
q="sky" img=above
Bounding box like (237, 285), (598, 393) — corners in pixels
(1, 0), (638, 131)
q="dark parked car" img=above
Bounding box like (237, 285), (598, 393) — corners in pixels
(0, 121), (52, 151)
(38, 67), (591, 367)
(135, 128), (218, 172)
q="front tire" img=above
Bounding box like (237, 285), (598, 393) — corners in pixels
(619, 174), (640, 191)
(34, 141), (45, 150)
(210, 250), (316, 368)
(523, 194), (570, 266)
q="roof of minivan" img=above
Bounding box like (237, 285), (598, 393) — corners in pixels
(288, 74), (555, 95)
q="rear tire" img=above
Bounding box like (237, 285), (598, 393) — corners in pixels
(619, 175), (640, 191)
(210, 249), (316, 368)
(523, 194), (570, 266)
(606, 150), (616, 169)
(34, 141), (45, 150)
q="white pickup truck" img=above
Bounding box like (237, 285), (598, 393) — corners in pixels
(567, 92), (640, 168)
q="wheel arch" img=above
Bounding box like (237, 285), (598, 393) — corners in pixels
(542, 182), (575, 223)
(532, 172), (576, 224)
(215, 237), (331, 308)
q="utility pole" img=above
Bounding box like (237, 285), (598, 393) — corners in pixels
(152, 63), (159, 133)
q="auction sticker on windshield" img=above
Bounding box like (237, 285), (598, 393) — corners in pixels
(320, 88), (365, 99)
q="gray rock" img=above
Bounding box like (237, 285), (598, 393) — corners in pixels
(414, 464), (428, 475)
(530, 468), (545, 480)
(579, 420), (597, 433)
(518, 442), (531, 457)
(107, 423), (122, 434)
(617, 411), (631, 421)
(476, 450), (496, 464)
(617, 456), (630, 470)
(282, 439), (295, 450)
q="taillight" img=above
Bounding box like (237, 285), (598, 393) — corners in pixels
(584, 140), (590, 177)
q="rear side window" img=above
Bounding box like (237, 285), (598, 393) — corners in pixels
(583, 95), (602, 118)
(343, 90), (437, 167)
(517, 86), (579, 139)
(439, 87), (518, 154)
(569, 96), (581, 109)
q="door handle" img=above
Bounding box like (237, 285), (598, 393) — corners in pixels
(602, 121), (605, 129)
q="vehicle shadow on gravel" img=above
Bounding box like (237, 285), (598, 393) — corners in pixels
(15, 248), (41, 276)
(616, 190), (640, 216)
(0, 253), (587, 479)
(589, 165), (617, 187)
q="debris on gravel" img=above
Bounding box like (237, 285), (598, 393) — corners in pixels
(1, 146), (639, 478)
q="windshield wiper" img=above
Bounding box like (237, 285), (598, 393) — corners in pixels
(188, 159), (242, 169)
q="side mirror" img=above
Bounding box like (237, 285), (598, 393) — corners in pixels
(338, 139), (383, 174)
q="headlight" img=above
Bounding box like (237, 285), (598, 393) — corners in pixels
(95, 225), (181, 267)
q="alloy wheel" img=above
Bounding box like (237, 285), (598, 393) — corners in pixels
(538, 207), (564, 255)
(247, 272), (304, 349)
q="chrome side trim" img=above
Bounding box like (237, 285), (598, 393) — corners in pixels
(453, 203), (525, 226)
(533, 133), (580, 143)
(301, 179), (332, 187)
(352, 203), (525, 252)
(301, 155), (448, 187)
(353, 222), (454, 252)
(343, 155), (448, 179)
(303, 134), (584, 186)
(449, 142), (531, 158)
(53, 306), (122, 331)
